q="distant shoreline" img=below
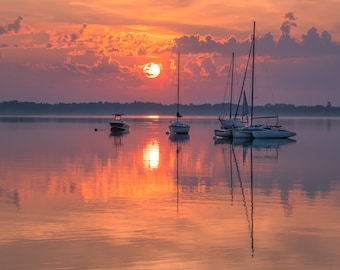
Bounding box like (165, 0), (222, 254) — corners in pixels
(1, 100), (340, 116)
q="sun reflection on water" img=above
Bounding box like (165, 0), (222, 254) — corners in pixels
(143, 139), (160, 170)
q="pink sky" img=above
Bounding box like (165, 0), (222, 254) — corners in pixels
(0, 1), (339, 106)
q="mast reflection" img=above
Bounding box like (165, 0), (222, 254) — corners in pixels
(169, 133), (190, 215)
(215, 137), (295, 257)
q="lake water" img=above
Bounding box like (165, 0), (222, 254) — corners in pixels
(0, 115), (340, 270)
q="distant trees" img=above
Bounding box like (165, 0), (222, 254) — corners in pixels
(0, 100), (340, 116)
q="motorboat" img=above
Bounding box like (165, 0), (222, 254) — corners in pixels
(109, 113), (129, 132)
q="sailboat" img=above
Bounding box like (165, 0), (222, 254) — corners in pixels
(218, 52), (248, 130)
(215, 53), (247, 138)
(169, 52), (190, 134)
(232, 22), (296, 139)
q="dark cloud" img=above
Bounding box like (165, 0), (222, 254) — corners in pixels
(173, 34), (250, 56)
(174, 12), (340, 59)
(137, 45), (147, 55)
(64, 63), (91, 74)
(70, 24), (87, 42)
(200, 57), (217, 77)
(0, 16), (25, 35)
(93, 57), (122, 74)
(284, 12), (296, 21)
(280, 12), (297, 37)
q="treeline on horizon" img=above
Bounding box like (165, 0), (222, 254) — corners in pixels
(0, 100), (340, 116)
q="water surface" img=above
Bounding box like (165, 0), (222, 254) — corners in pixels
(0, 116), (339, 269)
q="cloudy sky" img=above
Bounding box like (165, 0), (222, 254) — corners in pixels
(0, 0), (339, 106)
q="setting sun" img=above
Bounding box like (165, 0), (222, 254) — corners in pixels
(143, 62), (161, 78)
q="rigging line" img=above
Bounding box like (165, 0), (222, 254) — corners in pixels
(219, 56), (233, 119)
(234, 41), (253, 120)
(229, 52), (235, 119)
(256, 37), (279, 118)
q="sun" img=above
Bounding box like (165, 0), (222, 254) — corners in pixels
(143, 62), (161, 78)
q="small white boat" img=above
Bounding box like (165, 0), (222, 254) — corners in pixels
(169, 52), (190, 135)
(109, 113), (129, 132)
(169, 121), (190, 134)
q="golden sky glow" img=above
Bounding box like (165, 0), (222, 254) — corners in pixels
(0, 1), (339, 105)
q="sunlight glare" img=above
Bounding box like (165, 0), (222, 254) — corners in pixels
(143, 140), (160, 170)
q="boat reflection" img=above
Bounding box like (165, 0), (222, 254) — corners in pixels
(110, 129), (129, 137)
(217, 136), (296, 257)
(223, 141), (254, 257)
(214, 137), (296, 149)
(252, 138), (296, 149)
(110, 129), (129, 146)
(168, 133), (189, 215)
(169, 133), (190, 143)
(175, 142), (180, 215)
(217, 136), (295, 257)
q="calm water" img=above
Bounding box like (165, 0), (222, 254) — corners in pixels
(0, 115), (340, 270)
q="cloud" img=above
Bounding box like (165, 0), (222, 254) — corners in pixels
(70, 24), (88, 42)
(173, 12), (340, 59)
(280, 12), (297, 37)
(64, 63), (91, 74)
(93, 56), (122, 74)
(200, 57), (217, 78)
(63, 56), (129, 75)
(0, 16), (30, 35)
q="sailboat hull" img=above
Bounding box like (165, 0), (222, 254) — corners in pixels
(252, 129), (296, 139)
(169, 121), (190, 134)
(232, 126), (263, 138)
(220, 118), (247, 129)
(214, 128), (232, 138)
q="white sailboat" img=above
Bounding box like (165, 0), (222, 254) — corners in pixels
(233, 22), (296, 139)
(215, 53), (247, 138)
(169, 52), (190, 134)
(218, 52), (247, 129)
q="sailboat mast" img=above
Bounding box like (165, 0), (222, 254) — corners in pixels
(229, 52), (235, 119)
(251, 21), (255, 126)
(177, 52), (180, 120)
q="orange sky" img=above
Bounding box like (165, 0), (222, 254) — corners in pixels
(0, 1), (339, 105)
